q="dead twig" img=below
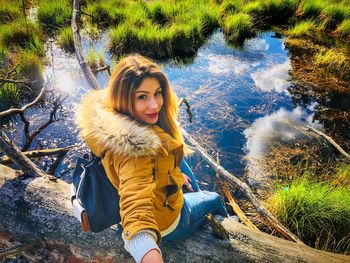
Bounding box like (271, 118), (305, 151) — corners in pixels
(223, 186), (259, 230)
(0, 85), (46, 118)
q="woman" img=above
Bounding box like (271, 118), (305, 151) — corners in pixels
(76, 54), (227, 263)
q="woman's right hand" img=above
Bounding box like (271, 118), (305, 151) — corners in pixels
(141, 249), (164, 263)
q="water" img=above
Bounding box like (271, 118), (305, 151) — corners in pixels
(8, 30), (322, 186)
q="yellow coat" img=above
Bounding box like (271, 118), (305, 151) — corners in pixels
(76, 90), (184, 243)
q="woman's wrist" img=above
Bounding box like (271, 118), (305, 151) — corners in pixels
(123, 230), (161, 263)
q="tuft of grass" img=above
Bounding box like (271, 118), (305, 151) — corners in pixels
(0, 1), (22, 24)
(37, 0), (71, 32)
(84, 1), (125, 28)
(14, 50), (44, 84)
(286, 20), (317, 37)
(220, 0), (242, 16)
(296, 0), (323, 18)
(315, 48), (349, 73)
(223, 13), (255, 43)
(336, 19), (350, 36)
(332, 163), (350, 188)
(321, 4), (350, 24)
(0, 20), (44, 55)
(266, 177), (350, 254)
(242, 1), (264, 16)
(0, 82), (21, 112)
(87, 48), (104, 70)
(57, 27), (74, 53)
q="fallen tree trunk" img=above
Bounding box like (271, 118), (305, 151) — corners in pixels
(0, 165), (349, 262)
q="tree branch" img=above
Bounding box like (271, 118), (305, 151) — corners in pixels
(306, 125), (350, 160)
(0, 85), (46, 118)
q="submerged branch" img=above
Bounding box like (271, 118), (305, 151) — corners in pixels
(306, 125), (350, 160)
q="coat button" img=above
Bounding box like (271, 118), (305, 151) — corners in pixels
(125, 230), (130, 237)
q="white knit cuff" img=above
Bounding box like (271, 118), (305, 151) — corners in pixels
(123, 230), (161, 263)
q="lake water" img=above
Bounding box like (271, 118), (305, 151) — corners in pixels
(7, 30), (322, 188)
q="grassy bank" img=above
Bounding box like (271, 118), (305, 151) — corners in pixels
(0, 2), (46, 113)
(79, 0), (350, 59)
(266, 169), (350, 254)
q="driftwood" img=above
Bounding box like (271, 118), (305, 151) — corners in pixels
(0, 164), (349, 262)
(0, 85), (46, 118)
(0, 130), (48, 179)
(306, 125), (350, 160)
(223, 187), (259, 231)
(0, 146), (74, 165)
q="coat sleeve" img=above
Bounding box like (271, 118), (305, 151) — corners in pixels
(115, 155), (161, 243)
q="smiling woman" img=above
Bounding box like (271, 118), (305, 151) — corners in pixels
(134, 78), (163, 125)
(75, 54), (228, 263)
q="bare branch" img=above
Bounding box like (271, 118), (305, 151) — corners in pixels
(306, 125), (350, 160)
(0, 85), (46, 118)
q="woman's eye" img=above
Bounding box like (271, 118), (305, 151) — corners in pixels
(155, 91), (162, 96)
(138, 95), (147, 100)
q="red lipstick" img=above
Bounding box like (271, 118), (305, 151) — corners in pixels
(146, 112), (158, 119)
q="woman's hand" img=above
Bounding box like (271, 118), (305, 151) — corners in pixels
(182, 173), (194, 192)
(141, 249), (164, 263)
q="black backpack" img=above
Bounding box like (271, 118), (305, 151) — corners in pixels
(71, 153), (121, 232)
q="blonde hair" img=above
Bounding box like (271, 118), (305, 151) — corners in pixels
(106, 54), (190, 153)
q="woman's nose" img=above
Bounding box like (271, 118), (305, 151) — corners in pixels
(148, 98), (159, 109)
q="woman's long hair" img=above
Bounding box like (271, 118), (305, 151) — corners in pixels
(106, 54), (190, 153)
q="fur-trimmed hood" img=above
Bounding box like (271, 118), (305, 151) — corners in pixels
(75, 89), (168, 158)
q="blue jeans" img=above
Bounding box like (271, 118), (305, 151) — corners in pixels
(162, 160), (227, 244)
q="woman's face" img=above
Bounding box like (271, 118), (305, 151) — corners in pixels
(133, 77), (163, 125)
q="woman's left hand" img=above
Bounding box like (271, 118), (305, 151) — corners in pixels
(182, 173), (194, 192)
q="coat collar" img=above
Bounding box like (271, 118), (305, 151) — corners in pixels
(75, 89), (182, 158)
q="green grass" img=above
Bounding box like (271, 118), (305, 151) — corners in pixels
(266, 177), (350, 254)
(37, 0), (71, 32)
(0, 20), (44, 55)
(296, 0), (323, 18)
(321, 4), (350, 24)
(14, 50), (44, 84)
(286, 20), (317, 37)
(87, 48), (104, 70)
(0, 0), (22, 24)
(223, 13), (255, 43)
(57, 27), (74, 53)
(84, 1), (125, 28)
(336, 19), (350, 36)
(315, 48), (349, 73)
(332, 163), (350, 188)
(0, 82), (21, 112)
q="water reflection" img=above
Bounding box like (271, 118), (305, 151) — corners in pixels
(251, 60), (291, 93)
(9, 30), (323, 186)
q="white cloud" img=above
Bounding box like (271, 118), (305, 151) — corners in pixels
(243, 107), (322, 158)
(251, 60), (291, 93)
(244, 38), (269, 52)
(207, 55), (250, 75)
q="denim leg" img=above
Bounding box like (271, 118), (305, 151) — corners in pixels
(180, 159), (200, 192)
(162, 191), (227, 244)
